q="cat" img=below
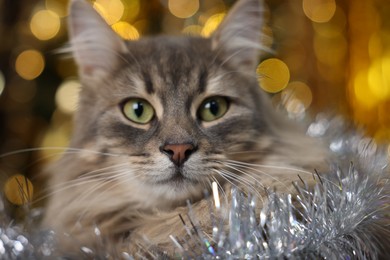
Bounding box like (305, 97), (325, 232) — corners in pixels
(43, 0), (329, 256)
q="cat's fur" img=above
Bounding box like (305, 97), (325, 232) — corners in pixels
(43, 0), (329, 254)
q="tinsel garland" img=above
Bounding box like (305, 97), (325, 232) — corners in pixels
(1, 115), (389, 259)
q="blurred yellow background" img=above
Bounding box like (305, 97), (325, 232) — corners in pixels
(0, 0), (390, 206)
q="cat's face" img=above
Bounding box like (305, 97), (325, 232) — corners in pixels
(65, 0), (272, 208)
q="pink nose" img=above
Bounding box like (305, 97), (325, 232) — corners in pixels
(161, 143), (195, 166)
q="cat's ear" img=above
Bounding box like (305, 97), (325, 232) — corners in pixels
(68, 0), (128, 81)
(211, 0), (265, 72)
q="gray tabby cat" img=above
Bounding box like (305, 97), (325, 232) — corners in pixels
(43, 0), (328, 255)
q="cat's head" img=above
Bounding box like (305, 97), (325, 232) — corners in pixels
(63, 0), (293, 208)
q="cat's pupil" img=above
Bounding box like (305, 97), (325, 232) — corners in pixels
(206, 100), (219, 116)
(133, 102), (144, 118)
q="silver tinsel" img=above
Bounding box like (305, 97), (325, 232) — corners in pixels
(1, 115), (389, 259)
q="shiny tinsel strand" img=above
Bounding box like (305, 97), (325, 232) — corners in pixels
(1, 115), (389, 259)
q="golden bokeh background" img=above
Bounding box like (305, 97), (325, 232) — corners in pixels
(0, 0), (390, 208)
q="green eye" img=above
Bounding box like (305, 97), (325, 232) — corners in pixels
(122, 98), (155, 124)
(198, 97), (229, 122)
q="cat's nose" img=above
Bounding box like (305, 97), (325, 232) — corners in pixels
(161, 143), (195, 166)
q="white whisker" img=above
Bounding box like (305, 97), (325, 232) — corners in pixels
(224, 162), (292, 193)
(0, 146), (122, 159)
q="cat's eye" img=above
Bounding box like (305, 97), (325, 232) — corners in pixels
(122, 98), (155, 124)
(198, 97), (229, 122)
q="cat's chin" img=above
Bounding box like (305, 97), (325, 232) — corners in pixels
(143, 176), (206, 209)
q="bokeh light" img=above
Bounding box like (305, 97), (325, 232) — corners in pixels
(368, 56), (390, 101)
(168, 0), (199, 19)
(313, 34), (347, 66)
(353, 70), (379, 109)
(302, 0), (336, 23)
(201, 13), (225, 37)
(282, 81), (313, 110)
(122, 0), (140, 22)
(30, 9), (61, 41)
(93, 0), (125, 25)
(39, 115), (72, 162)
(55, 79), (81, 114)
(0, 71), (5, 97)
(257, 58), (290, 93)
(112, 21), (140, 40)
(4, 174), (34, 206)
(15, 50), (45, 80)
(45, 0), (69, 18)
(182, 25), (203, 36)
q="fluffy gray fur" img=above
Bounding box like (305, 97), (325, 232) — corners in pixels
(43, 0), (329, 255)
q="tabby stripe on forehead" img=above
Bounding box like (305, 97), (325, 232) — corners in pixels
(142, 71), (154, 94)
(198, 68), (208, 94)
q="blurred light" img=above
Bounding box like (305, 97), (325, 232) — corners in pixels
(368, 33), (383, 59)
(378, 102), (390, 127)
(201, 13), (225, 37)
(168, 0), (199, 19)
(374, 128), (390, 141)
(281, 81), (313, 110)
(353, 70), (379, 109)
(93, 0), (124, 25)
(122, 0), (140, 22)
(257, 58), (290, 93)
(4, 174), (33, 206)
(15, 50), (45, 80)
(182, 25), (203, 36)
(30, 10), (60, 40)
(133, 19), (149, 34)
(0, 71), (4, 96)
(39, 119), (71, 162)
(112, 21), (140, 40)
(282, 41), (307, 74)
(46, 0), (69, 17)
(368, 57), (390, 100)
(312, 8), (346, 38)
(285, 98), (306, 117)
(55, 80), (81, 114)
(302, 0), (336, 23)
(314, 34), (347, 65)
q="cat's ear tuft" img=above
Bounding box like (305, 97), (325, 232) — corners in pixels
(68, 0), (128, 81)
(211, 0), (266, 72)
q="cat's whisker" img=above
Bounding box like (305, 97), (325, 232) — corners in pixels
(225, 150), (264, 155)
(212, 159), (268, 189)
(73, 170), (143, 217)
(213, 168), (264, 201)
(216, 170), (263, 203)
(77, 171), (146, 221)
(78, 162), (131, 178)
(43, 163), (130, 190)
(225, 160), (338, 187)
(0, 146), (123, 159)
(223, 162), (293, 193)
(34, 166), (133, 203)
(226, 160), (313, 175)
(212, 169), (240, 194)
(210, 175), (228, 206)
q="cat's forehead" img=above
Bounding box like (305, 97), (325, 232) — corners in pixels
(127, 36), (213, 70)
(118, 36), (217, 97)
